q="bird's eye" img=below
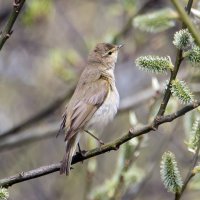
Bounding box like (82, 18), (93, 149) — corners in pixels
(108, 51), (112, 55)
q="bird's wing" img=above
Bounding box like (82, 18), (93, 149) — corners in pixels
(64, 77), (109, 141)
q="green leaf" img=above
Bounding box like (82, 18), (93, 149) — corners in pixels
(170, 79), (194, 104)
(187, 45), (200, 66)
(135, 56), (173, 74)
(160, 151), (183, 193)
(133, 8), (178, 33)
(0, 188), (9, 200)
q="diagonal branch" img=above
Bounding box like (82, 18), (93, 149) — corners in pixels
(0, 101), (199, 188)
(0, 0), (26, 50)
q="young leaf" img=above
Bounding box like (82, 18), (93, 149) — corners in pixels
(160, 151), (183, 193)
(187, 45), (200, 66)
(133, 8), (178, 33)
(135, 56), (173, 74)
(0, 188), (9, 200)
(173, 29), (194, 50)
(170, 79), (194, 104)
(187, 120), (200, 153)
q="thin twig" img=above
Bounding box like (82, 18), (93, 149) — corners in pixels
(0, 101), (199, 188)
(0, 0), (26, 50)
(0, 122), (59, 152)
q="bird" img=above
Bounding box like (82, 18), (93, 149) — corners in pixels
(59, 43), (123, 175)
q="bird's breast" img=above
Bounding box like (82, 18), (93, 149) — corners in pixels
(87, 86), (119, 131)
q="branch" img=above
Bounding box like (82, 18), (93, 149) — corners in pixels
(0, 101), (199, 188)
(171, 0), (200, 47)
(0, 0), (26, 50)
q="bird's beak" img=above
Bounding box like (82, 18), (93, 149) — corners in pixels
(117, 44), (124, 50)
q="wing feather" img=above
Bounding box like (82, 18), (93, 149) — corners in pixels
(64, 78), (109, 141)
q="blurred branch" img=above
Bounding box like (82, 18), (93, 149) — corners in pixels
(0, 100), (199, 188)
(0, 87), (74, 140)
(0, 0), (26, 50)
(171, 0), (200, 47)
(175, 138), (200, 200)
(0, 122), (59, 152)
(119, 87), (158, 112)
(112, 0), (164, 43)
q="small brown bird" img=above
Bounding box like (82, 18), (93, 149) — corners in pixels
(59, 43), (122, 175)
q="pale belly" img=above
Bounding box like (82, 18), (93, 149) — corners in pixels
(86, 88), (119, 131)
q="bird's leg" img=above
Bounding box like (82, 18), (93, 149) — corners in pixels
(78, 143), (82, 154)
(84, 130), (104, 145)
(77, 143), (87, 157)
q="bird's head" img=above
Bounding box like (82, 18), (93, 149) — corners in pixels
(88, 43), (123, 69)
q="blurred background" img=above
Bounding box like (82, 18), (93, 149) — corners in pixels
(0, 0), (200, 199)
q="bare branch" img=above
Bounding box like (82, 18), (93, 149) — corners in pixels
(0, 101), (199, 188)
(0, 0), (26, 50)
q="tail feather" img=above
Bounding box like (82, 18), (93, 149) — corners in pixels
(60, 133), (80, 175)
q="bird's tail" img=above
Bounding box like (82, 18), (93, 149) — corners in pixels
(60, 133), (80, 175)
